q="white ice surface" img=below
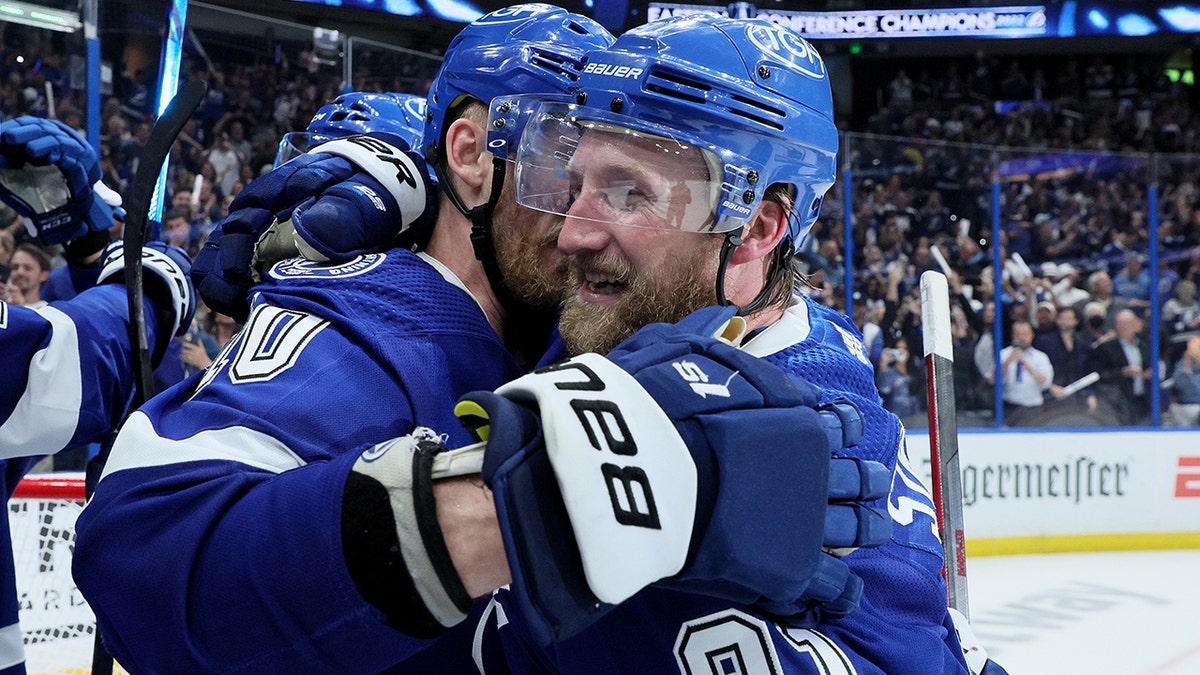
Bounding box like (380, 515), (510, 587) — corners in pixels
(968, 550), (1200, 674)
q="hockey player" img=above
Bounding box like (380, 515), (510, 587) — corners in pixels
(192, 90), (437, 324)
(476, 14), (1004, 673)
(73, 5), (888, 673)
(0, 116), (195, 675)
(0, 116), (195, 458)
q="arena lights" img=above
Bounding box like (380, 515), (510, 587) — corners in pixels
(0, 1), (80, 34)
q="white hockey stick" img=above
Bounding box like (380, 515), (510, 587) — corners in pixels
(919, 270), (970, 618)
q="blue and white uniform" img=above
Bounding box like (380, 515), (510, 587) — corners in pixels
(403, 295), (964, 675)
(77, 279), (965, 673)
(73, 250), (524, 673)
(0, 287), (162, 459)
(0, 285), (166, 675)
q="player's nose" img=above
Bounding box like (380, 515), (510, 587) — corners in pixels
(558, 206), (615, 256)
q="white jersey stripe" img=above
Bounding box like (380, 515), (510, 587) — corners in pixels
(100, 411), (307, 482)
(0, 305), (82, 458)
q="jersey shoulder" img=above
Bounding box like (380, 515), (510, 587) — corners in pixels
(762, 296), (881, 408)
(258, 250), (495, 340)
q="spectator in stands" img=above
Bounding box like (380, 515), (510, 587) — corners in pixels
(1034, 305), (1089, 398)
(917, 189), (952, 240)
(1162, 278), (1200, 366)
(0, 229), (13, 283)
(955, 234), (988, 282)
(1099, 228), (1142, 276)
(1112, 254), (1152, 316)
(876, 338), (921, 419)
(226, 119), (253, 161)
(1032, 299), (1057, 337)
(209, 311), (241, 347)
(200, 132), (244, 197)
(950, 302), (992, 416)
(887, 69), (914, 109)
(1169, 335), (1200, 427)
(1003, 200), (1034, 262)
(1087, 308), (1153, 425)
(1078, 270), (1126, 328)
(803, 238), (844, 284)
(1044, 262), (1090, 309)
(999, 320), (1054, 420)
(1163, 279), (1200, 336)
(161, 209), (198, 258)
(171, 189), (198, 225)
(4, 243), (50, 307)
(179, 316), (221, 378)
(856, 299), (885, 366)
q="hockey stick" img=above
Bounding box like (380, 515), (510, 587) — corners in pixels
(91, 78), (207, 675)
(919, 270), (971, 618)
(122, 78), (207, 408)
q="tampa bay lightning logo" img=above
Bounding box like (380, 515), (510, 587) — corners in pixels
(746, 24), (827, 80)
(269, 254), (386, 280)
(478, 4), (551, 24)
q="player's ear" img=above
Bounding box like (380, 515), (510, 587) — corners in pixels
(443, 117), (490, 195)
(730, 198), (789, 266)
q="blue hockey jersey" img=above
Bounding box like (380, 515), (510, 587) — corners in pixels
(1, 286), (167, 674)
(75, 258), (966, 674)
(391, 295), (968, 675)
(74, 250), (526, 673)
(0, 286), (162, 459)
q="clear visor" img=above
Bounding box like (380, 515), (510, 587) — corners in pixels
(511, 101), (749, 234)
(274, 132), (312, 168)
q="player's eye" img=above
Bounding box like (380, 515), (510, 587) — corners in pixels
(596, 181), (655, 212)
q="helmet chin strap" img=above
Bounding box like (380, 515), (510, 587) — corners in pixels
(716, 228), (786, 317)
(432, 154), (556, 369)
(432, 154), (514, 306)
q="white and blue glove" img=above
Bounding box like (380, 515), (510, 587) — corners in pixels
(457, 306), (892, 645)
(191, 131), (435, 322)
(0, 116), (124, 245)
(96, 240), (196, 365)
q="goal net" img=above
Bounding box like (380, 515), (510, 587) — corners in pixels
(9, 473), (123, 675)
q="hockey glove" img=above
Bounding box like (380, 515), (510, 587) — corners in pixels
(0, 117), (124, 245)
(96, 240), (196, 366)
(458, 305), (892, 645)
(191, 131), (435, 322)
(342, 428), (487, 637)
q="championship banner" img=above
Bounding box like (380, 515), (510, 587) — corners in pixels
(646, 2), (1200, 40)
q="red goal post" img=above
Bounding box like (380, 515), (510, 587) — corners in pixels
(8, 472), (122, 675)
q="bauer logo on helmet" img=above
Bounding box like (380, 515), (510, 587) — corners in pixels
(582, 62), (645, 79)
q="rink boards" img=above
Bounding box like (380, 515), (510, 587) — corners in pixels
(904, 428), (1200, 556)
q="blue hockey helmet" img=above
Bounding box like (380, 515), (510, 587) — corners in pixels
(419, 4), (614, 307)
(421, 3), (615, 163)
(308, 91), (428, 150)
(495, 14), (838, 254)
(275, 92), (429, 168)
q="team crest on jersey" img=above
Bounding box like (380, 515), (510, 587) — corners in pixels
(832, 323), (871, 366)
(269, 254), (386, 280)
